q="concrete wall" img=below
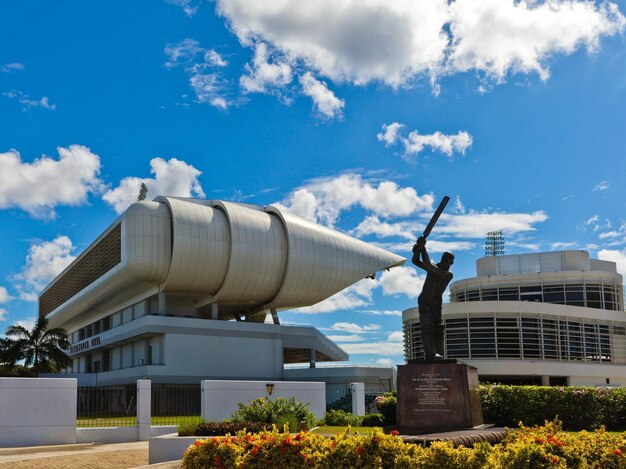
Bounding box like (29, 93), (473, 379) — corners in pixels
(165, 334), (283, 379)
(201, 380), (325, 422)
(0, 378), (77, 447)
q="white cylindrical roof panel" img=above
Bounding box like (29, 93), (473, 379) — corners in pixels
(160, 197), (231, 293)
(207, 201), (288, 304)
(266, 206), (405, 310)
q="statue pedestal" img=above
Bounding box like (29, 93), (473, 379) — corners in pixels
(396, 359), (483, 434)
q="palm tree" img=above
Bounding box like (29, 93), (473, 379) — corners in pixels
(4, 316), (71, 373)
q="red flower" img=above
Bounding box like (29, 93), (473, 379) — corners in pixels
(535, 438), (545, 444)
(614, 449), (623, 457)
(356, 446), (364, 455)
(390, 430), (400, 436)
(330, 442), (336, 449)
(551, 456), (559, 464)
(280, 446), (287, 454)
(251, 447), (259, 457)
(214, 456), (220, 465)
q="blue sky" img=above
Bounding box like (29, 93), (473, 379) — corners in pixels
(1, 0), (625, 367)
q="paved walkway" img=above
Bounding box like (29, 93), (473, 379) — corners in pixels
(0, 441), (158, 469)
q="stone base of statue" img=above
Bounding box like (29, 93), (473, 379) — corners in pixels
(396, 359), (483, 435)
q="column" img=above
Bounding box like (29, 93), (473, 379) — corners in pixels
(137, 379), (151, 441)
(351, 382), (365, 416)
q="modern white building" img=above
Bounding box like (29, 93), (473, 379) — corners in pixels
(403, 250), (626, 386)
(42, 197), (404, 386)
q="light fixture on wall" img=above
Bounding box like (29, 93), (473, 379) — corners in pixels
(266, 383), (275, 395)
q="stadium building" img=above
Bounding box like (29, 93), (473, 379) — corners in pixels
(403, 250), (626, 386)
(42, 197), (404, 390)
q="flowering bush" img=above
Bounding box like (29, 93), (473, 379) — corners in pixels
(374, 392), (397, 426)
(182, 422), (626, 468)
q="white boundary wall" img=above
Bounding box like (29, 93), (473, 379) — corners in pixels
(0, 378), (77, 447)
(201, 380), (325, 422)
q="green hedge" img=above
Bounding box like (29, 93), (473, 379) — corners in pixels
(182, 421), (626, 468)
(481, 385), (626, 431)
(374, 386), (626, 431)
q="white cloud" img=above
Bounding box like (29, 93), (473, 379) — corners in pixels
(593, 180), (611, 192)
(361, 310), (402, 317)
(434, 211), (548, 238)
(353, 215), (420, 240)
(240, 42), (293, 94)
(0, 287), (10, 305)
(102, 157), (205, 214)
(165, 39), (231, 109)
(376, 358), (394, 366)
(327, 334), (365, 342)
(0, 145), (103, 218)
(452, 196), (466, 215)
(297, 279), (376, 314)
(378, 266), (423, 299)
(448, 0), (624, 81)
(598, 248), (626, 278)
(3, 90), (55, 111)
(166, 0), (200, 17)
(550, 241), (577, 250)
(217, 0), (624, 94)
(0, 287), (9, 322)
(376, 239), (474, 254)
(217, 0), (449, 87)
(338, 330), (404, 356)
(599, 231), (621, 240)
(299, 72), (344, 119)
(14, 236), (76, 301)
(328, 322), (381, 333)
(0, 63), (24, 73)
(276, 173), (434, 226)
(378, 122), (473, 159)
(580, 215), (612, 233)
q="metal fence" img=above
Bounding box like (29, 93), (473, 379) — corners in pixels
(77, 384), (137, 427)
(151, 384), (201, 428)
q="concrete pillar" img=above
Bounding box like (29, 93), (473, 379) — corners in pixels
(271, 308), (280, 325)
(200, 380), (208, 422)
(351, 382), (365, 416)
(137, 379), (151, 441)
(158, 292), (166, 316)
(211, 303), (218, 320)
(541, 375), (550, 386)
(309, 349), (316, 369)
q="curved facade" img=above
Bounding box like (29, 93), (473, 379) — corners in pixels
(41, 197), (405, 385)
(42, 197), (404, 328)
(404, 251), (626, 386)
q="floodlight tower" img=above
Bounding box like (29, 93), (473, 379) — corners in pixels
(485, 231), (505, 257)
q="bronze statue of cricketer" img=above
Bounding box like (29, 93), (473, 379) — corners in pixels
(411, 196), (454, 359)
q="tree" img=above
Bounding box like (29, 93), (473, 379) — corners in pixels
(138, 182), (148, 201)
(4, 316), (71, 373)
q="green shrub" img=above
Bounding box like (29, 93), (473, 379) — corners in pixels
(480, 385), (626, 431)
(322, 409), (363, 426)
(193, 421), (271, 436)
(375, 392), (397, 426)
(231, 397), (316, 430)
(361, 413), (384, 427)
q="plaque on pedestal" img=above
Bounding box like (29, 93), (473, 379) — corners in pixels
(396, 359), (483, 434)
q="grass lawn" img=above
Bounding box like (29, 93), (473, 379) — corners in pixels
(76, 415), (201, 428)
(311, 426), (382, 435)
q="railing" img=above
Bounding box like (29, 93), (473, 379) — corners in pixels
(151, 384), (201, 428)
(77, 384), (137, 427)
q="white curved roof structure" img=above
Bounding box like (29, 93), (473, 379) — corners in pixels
(41, 197), (405, 327)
